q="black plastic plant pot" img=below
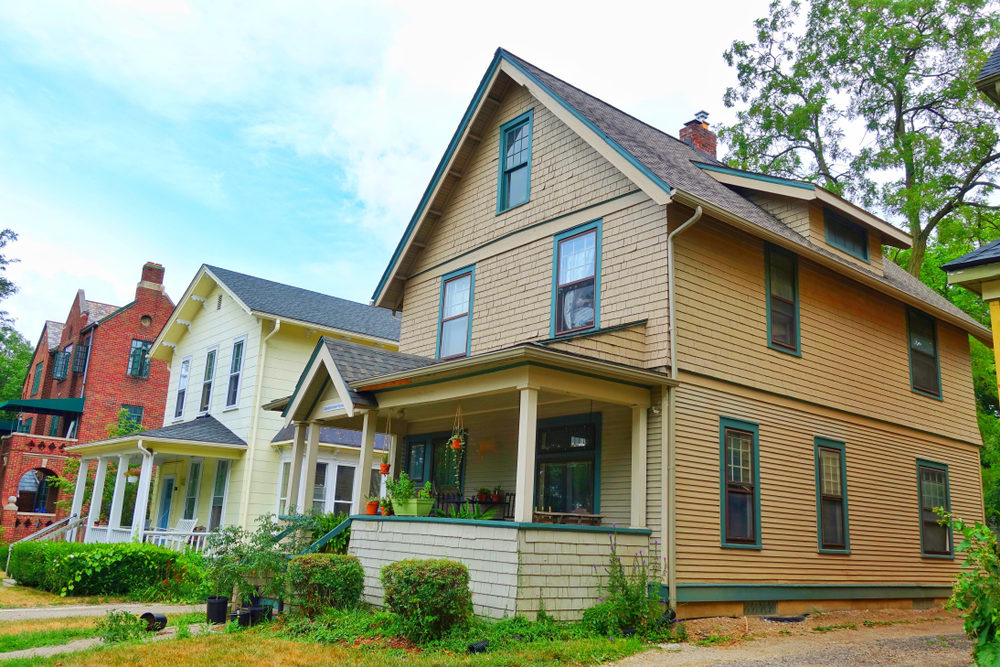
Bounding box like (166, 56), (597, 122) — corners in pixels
(236, 609), (252, 627)
(206, 596), (230, 624)
(140, 612), (167, 632)
(247, 605), (269, 626)
(622, 627), (637, 637)
(467, 640), (489, 654)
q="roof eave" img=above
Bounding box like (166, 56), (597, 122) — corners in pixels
(248, 311), (398, 347)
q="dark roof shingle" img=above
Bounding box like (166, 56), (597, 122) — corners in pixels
(979, 43), (1000, 82)
(941, 239), (1000, 272)
(139, 414), (246, 446)
(44, 321), (64, 349)
(206, 265), (401, 341)
(323, 337), (438, 384)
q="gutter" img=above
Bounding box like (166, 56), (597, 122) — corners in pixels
(239, 318), (281, 526)
(665, 204), (702, 611)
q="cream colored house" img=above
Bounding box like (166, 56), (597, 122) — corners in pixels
(274, 48), (990, 621)
(66, 265), (398, 548)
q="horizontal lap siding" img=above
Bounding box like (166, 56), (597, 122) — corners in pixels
(674, 378), (982, 585)
(674, 215), (979, 444)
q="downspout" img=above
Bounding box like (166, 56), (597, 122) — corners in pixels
(665, 204), (702, 612)
(238, 318), (280, 527)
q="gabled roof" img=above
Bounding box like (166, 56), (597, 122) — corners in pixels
(138, 414), (246, 446)
(372, 48), (990, 343)
(977, 43), (1000, 105)
(44, 321), (64, 350)
(270, 423), (389, 450)
(86, 300), (120, 322)
(942, 239), (1000, 272)
(981, 43), (1000, 81)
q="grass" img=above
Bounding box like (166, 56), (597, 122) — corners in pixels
(694, 633), (733, 646)
(811, 623), (858, 633)
(0, 584), (122, 609)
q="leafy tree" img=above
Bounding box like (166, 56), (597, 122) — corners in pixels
(0, 326), (32, 421)
(723, 0), (1000, 275)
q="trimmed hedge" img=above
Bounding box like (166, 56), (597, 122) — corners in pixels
(287, 553), (364, 618)
(8, 541), (186, 596)
(381, 558), (472, 641)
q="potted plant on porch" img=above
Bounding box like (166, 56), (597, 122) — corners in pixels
(491, 485), (504, 503)
(386, 472), (435, 517)
(364, 494), (380, 515)
(379, 497), (393, 516)
(476, 487), (491, 503)
(379, 453), (391, 476)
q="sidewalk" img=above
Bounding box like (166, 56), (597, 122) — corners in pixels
(0, 602), (201, 622)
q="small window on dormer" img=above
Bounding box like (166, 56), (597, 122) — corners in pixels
(497, 110), (533, 213)
(824, 209), (869, 262)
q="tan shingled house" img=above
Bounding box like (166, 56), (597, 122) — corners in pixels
(274, 48), (989, 620)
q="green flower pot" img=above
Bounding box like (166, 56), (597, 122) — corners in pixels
(393, 497), (435, 517)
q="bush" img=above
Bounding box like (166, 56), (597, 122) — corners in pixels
(287, 553), (364, 618)
(7, 541), (205, 599)
(584, 534), (665, 636)
(941, 511), (1000, 665)
(205, 515), (293, 602)
(381, 558), (472, 642)
(96, 609), (147, 643)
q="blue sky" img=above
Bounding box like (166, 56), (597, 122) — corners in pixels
(0, 0), (771, 343)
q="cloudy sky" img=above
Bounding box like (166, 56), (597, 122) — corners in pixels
(0, 0), (772, 343)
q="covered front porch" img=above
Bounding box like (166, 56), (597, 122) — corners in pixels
(65, 415), (247, 553)
(278, 339), (673, 618)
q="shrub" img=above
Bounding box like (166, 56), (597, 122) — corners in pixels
(287, 553), (364, 618)
(96, 609), (147, 643)
(205, 515), (292, 602)
(381, 558), (472, 642)
(8, 541), (204, 599)
(940, 511), (1000, 665)
(584, 534), (665, 636)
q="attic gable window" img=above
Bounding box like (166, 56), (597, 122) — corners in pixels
(824, 209), (869, 262)
(907, 308), (941, 399)
(497, 110), (533, 213)
(127, 339), (152, 378)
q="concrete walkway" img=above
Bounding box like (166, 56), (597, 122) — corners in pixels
(0, 624), (211, 661)
(0, 602), (201, 621)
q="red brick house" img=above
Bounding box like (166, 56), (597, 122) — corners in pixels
(0, 262), (174, 540)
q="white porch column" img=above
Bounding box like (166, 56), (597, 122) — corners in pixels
(514, 387), (539, 522)
(287, 422), (306, 514)
(299, 421), (320, 512)
(68, 458), (91, 541)
(130, 448), (154, 540)
(106, 454), (130, 531)
(630, 406), (648, 528)
(86, 458), (109, 529)
(353, 411), (377, 515)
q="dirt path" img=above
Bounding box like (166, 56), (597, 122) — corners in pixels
(0, 602), (200, 621)
(619, 614), (971, 666)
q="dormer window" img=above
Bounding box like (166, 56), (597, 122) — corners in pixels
(497, 110), (533, 213)
(824, 209), (869, 262)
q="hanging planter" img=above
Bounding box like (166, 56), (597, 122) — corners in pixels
(450, 405), (467, 451)
(380, 454), (390, 476)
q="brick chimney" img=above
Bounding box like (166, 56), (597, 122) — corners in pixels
(679, 111), (716, 160)
(137, 262), (165, 295)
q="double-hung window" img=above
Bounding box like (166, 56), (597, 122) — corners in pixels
(814, 438), (849, 552)
(174, 357), (191, 419)
(497, 110), (533, 212)
(907, 309), (941, 398)
(209, 460), (230, 530)
(765, 246), (800, 355)
(535, 414), (600, 514)
(918, 460), (951, 557)
(31, 362), (43, 394)
(199, 348), (217, 414)
(182, 459), (203, 521)
(225, 338), (245, 408)
(313, 462), (328, 513)
(277, 461), (292, 514)
(720, 417), (761, 548)
(824, 209), (869, 261)
(552, 222), (601, 336)
(127, 340), (152, 378)
(72, 338), (89, 373)
(437, 269), (473, 359)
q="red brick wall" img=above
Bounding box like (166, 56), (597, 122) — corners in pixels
(0, 434), (74, 541)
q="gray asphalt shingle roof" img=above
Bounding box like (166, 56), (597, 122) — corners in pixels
(140, 414), (246, 446)
(323, 337), (438, 384)
(979, 43), (1000, 82)
(270, 423), (389, 450)
(501, 49), (983, 331)
(942, 239), (1000, 272)
(205, 265), (401, 341)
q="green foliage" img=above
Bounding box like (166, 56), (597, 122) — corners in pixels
(204, 515), (292, 601)
(96, 610), (147, 643)
(106, 407), (146, 438)
(7, 541), (205, 600)
(287, 553), (364, 618)
(433, 501), (497, 520)
(380, 558), (472, 642)
(0, 326), (32, 421)
(385, 472), (416, 502)
(941, 512), (1000, 664)
(723, 0), (1000, 276)
(584, 534), (664, 636)
(295, 511), (351, 554)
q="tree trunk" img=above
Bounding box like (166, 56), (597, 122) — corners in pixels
(907, 233), (926, 277)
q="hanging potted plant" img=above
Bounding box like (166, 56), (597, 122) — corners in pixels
(379, 453), (391, 476)
(449, 404), (467, 451)
(364, 494), (380, 515)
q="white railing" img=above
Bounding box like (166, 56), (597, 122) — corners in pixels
(143, 529), (215, 554)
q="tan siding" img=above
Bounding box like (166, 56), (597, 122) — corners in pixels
(746, 193), (811, 237)
(673, 212), (979, 444)
(807, 204), (884, 275)
(673, 377), (983, 585)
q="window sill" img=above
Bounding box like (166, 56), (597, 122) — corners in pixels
(721, 542), (762, 550)
(921, 552), (955, 560)
(221, 406), (239, 413)
(818, 548), (851, 555)
(496, 199), (530, 216)
(911, 387), (944, 402)
(767, 342), (801, 358)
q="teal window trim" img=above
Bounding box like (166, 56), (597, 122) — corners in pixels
(823, 209), (870, 262)
(48, 416), (60, 437)
(496, 109), (534, 214)
(52, 350), (70, 381)
(127, 339), (153, 378)
(719, 416), (762, 549)
(814, 437), (850, 554)
(550, 219), (602, 338)
(916, 458), (953, 559)
(403, 431), (467, 494)
(435, 265), (475, 359)
(31, 362), (43, 395)
(764, 244), (801, 357)
(534, 412), (603, 515)
(906, 308), (942, 400)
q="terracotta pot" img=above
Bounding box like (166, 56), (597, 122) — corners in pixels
(365, 501), (380, 515)
(476, 493), (489, 503)
(380, 463), (390, 475)
(491, 494), (502, 503)
(381, 506), (393, 516)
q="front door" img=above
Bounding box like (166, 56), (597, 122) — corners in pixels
(157, 476), (175, 529)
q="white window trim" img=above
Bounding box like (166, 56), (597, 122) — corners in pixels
(276, 459), (292, 515)
(276, 451), (385, 515)
(198, 346), (219, 416)
(209, 459), (231, 530)
(183, 457), (203, 521)
(223, 335), (247, 411)
(173, 356), (192, 421)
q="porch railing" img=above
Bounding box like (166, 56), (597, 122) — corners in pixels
(4, 513), (82, 573)
(83, 525), (132, 545)
(142, 529), (215, 553)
